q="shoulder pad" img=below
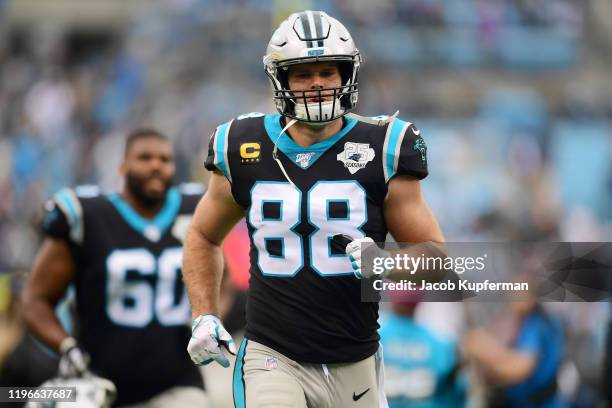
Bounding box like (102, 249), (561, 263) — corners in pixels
(346, 111), (399, 126)
(382, 118), (428, 182)
(178, 182), (205, 195)
(52, 188), (84, 244)
(209, 120), (234, 183)
(74, 185), (101, 198)
(235, 112), (266, 121)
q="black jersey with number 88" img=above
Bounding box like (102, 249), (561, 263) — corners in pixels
(206, 112), (427, 364)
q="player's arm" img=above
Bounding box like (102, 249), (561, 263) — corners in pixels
(22, 193), (90, 377)
(344, 122), (447, 281)
(183, 171), (244, 367)
(383, 175), (447, 281)
(462, 328), (536, 385)
(384, 175), (444, 243)
(472, 349), (536, 385)
(183, 170), (244, 318)
(22, 238), (75, 352)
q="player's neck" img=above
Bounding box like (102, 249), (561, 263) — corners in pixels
(121, 190), (164, 219)
(285, 117), (344, 147)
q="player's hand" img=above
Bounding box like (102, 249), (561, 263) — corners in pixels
(58, 337), (90, 378)
(345, 237), (391, 279)
(188, 314), (236, 368)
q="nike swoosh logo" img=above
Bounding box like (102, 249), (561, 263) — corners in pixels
(352, 388), (370, 401)
(412, 127), (420, 136)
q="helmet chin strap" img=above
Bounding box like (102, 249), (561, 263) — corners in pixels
(301, 119), (329, 129)
(272, 118), (298, 188)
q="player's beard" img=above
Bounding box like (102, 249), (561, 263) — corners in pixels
(125, 172), (173, 208)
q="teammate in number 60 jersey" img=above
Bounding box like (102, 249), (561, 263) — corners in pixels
(184, 11), (445, 408)
(23, 129), (208, 407)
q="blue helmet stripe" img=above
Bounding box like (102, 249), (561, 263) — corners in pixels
(313, 11), (325, 47)
(299, 12), (314, 48)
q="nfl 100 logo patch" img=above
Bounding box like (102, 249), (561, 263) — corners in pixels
(295, 152), (316, 169)
(337, 142), (375, 174)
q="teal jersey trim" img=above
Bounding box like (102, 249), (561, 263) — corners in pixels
(384, 119), (409, 181)
(54, 189), (83, 244)
(215, 122), (232, 181)
(56, 285), (75, 335)
(56, 190), (79, 224)
(233, 339), (248, 408)
(56, 190), (79, 225)
(106, 187), (182, 241)
(264, 114), (358, 169)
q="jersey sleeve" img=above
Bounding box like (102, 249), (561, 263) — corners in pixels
(204, 121), (233, 183)
(382, 119), (428, 183)
(41, 200), (70, 240)
(41, 188), (85, 245)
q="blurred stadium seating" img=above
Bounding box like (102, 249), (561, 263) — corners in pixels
(0, 1), (610, 407)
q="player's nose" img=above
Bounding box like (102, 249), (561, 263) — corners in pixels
(148, 156), (166, 172)
(310, 72), (325, 88)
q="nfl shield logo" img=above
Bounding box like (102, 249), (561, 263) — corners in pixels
(144, 225), (161, 242)
(265, 356), (278, 370)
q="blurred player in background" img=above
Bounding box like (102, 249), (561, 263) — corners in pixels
(462, 299), (566, 408)
(183, 10), (444, 408)
(603, 315), (611, 406)
(380, 291), (466, 408)
(0, 273), (59, 388)
(21, 129), (209, 407)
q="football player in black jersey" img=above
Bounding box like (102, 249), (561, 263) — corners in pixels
(183, 11), (445, 408)
(22, 129), (209, 407)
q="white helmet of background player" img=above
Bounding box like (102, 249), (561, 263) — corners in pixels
(26, 374), (116, 408)
(263, 11), (361, 124)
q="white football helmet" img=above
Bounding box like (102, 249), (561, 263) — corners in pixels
(26, 374), (116, 408)
(263, 11), (362, 124)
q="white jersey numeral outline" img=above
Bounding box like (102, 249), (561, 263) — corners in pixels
(249, 181), (367, 277)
